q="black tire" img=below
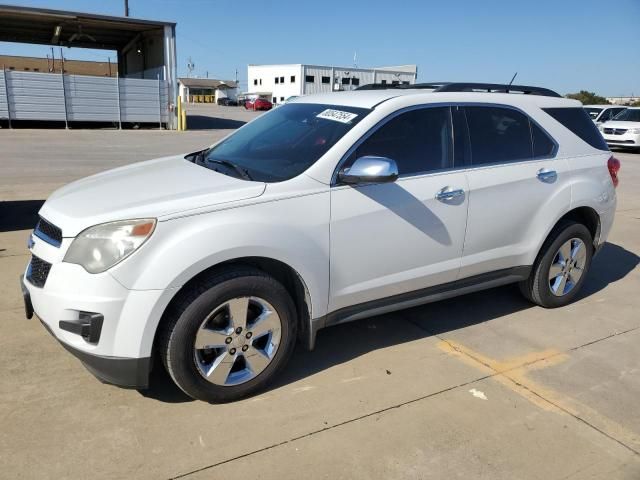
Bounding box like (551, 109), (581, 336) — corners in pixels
(519, 220), (593, 308)
(159, 267), (297, 402)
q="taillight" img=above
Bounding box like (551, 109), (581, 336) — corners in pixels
(608, 156), (621, 188)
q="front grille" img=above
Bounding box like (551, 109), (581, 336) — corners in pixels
(34, 217), (62, 247)
(604, 128), (627, 135)
(26, 254), (52, 288)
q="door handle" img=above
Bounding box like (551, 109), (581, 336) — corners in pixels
(537, 168), (557, 182)
(436, 187), (465, 201)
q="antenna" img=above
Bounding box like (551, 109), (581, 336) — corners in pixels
(353, 52), (357, 68)
(187, 57), (195, 78)
(507, 72), (518, 91)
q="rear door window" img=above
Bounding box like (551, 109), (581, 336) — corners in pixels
(465, 106), (533, 165)
(543, 108), (609, 151)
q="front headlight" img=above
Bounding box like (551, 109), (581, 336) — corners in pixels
(629, 128), (640, 134)
(64, 219), (156, 273)
(597, 124), (605, 132)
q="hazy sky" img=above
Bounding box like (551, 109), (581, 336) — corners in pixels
(1, 0), (639, 96)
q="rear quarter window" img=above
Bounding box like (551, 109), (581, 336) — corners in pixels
(543, 108), (609, 151)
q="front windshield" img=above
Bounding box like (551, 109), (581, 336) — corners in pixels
(612, 109), (640, 122)
(584, 107), (602, 119)
(204, 103), (370, 182)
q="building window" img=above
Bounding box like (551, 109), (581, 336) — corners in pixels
(305, 75), (315, 83)
(254, 79), (257, 86)
(273, 97), (277, 103)
(260, 79), (262, 85)
(381, 79), (387, 85)
(24, 67), (30, 71)
(392, 80), (399, 85)
(321, 76), (330, 84)
(402, 81), (410, 85)
(275, 77), (279, 84)
(352, 78), (360, 86)
(341, 77), (350, 85)
(280, 96), (284, 102)
(33, 68), (39, 72)
(280, 76), (284, 83)
(290, 75), (295, 83)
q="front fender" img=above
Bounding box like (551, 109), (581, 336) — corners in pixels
(109, 192), (331, 355)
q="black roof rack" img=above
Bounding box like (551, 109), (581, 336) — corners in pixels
(355, 82), (561, 98)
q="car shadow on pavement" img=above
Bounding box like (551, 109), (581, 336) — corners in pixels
(140, 242), (639, 404)
(0, 200), (45, 232)
(185, 116), (246, 130)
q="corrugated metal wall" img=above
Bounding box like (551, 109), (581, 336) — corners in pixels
(0, 71), (9, 119)
(0, 70), (169, 125)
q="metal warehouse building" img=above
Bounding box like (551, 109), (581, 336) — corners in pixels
(247, 64), (417, 104)
(0, 4), (178, 129)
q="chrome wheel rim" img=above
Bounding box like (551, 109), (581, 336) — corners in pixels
(193, 297), (282, 386)
(548, 238), (587, 296)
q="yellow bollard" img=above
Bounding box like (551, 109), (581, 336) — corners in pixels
(177, 96), (183, 131)
(181, 106), (187, 131)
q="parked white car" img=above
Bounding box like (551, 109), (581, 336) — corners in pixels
(584, 104), (627, 124)
(22, 82), (619, 402)
(598, 107), (640, 150)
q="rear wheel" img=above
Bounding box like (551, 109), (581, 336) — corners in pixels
(519, 221), (593, 308)
(160, 267), (297, 402)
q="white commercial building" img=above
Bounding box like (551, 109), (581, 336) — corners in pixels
(247, 63), (417, 104)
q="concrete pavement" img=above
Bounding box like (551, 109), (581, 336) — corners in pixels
(0, 115), (639, 479)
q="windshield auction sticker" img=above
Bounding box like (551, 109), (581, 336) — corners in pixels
(316, 109), (358, 124)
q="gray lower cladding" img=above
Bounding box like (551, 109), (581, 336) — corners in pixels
(40, 320), (151, 389)
(307, 266), (532, 350)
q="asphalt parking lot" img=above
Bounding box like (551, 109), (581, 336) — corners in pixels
(1, 108), (639, 479)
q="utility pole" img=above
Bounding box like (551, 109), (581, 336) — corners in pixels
(124, 0), (129, 16)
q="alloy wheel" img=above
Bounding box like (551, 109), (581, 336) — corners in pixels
(193, 297), (282, 386)
(548, 238), (587, 296)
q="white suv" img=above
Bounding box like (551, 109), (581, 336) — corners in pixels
(21, 82), (620, 402)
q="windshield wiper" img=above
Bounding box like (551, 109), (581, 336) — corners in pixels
(206, 158), (253, 181)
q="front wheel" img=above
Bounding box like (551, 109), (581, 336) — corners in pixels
(159, 267), (297, 402)
(519, 221), (593, 308)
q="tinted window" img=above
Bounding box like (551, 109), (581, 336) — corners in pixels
(543, 108), (608, 150)
(351, 107), (453, 175)
(531, 123), (556, 158)
(465, 106), (532, 165)
(203, 103), (370, 182)
(584, 107), (602, 119)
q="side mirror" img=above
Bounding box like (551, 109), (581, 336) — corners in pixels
(338, 156), (399, 185)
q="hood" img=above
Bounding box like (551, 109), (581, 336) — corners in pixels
(601, 121), (640, 129)
(40, 155), (266, 236)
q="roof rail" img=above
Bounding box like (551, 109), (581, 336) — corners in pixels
(355, 82), (561, 98)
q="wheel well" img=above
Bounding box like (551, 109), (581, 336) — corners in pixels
(153, 257), (311, 358)
(557, 207), (600, 245)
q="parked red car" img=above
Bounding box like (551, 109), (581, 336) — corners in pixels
(245, 98), (273, 111)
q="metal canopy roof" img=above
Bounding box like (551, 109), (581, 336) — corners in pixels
(0, 4), (175, 50)
(178, 78), (238, 89)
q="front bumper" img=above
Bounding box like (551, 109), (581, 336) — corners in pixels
(21, 256), (171, 389)
(39, 317), (151, 388)
(602, 132), (640, 147)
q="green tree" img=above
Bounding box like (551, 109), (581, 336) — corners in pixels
(565, 90), (610, 105)
(631, 100), (640, 107)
